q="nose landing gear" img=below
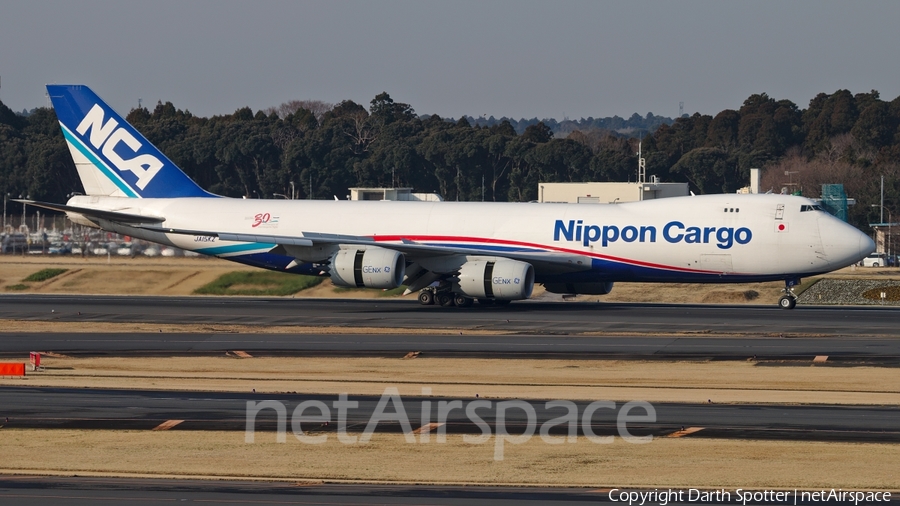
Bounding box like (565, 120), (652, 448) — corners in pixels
(778, 278), (800, 310)
(778, 294), (796, 309)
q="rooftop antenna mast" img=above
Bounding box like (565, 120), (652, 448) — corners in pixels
(637, 141), (646, 184)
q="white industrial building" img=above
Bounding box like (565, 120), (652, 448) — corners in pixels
(537, 178), (689, 204)
(537, 142), (689, 204)
(349, 187), (443, 201)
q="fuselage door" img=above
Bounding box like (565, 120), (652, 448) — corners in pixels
(700, 254), (733, 274)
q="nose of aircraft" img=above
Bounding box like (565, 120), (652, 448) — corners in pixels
(818, 215), (875, 268)
(859, 228), (876, 259)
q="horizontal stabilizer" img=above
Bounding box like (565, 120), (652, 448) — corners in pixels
(15, 200), (164, 224)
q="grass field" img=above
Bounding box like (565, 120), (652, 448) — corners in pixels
(2, 254), (897, 302)
(1, 430), (897, 488)
(193, 270), (323, 296)
(22, 268), (68, 282)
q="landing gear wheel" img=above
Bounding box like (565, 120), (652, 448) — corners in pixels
(418, 290), (434, 305)
(453, 294), (474, 307)
(778, 295), (796, 310)
(436, 292), (455, 307)
(780, 278), (800, 310)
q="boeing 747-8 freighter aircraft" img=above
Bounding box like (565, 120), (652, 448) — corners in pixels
(23, 85), (875, 309)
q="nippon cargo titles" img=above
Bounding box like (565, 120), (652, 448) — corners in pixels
(553, 219), (752, 250)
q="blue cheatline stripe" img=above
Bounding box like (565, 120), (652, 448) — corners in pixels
(195, 243), (277, 256)
(60, 123), (139, 198)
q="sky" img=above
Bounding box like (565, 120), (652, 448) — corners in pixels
(2, 0), (899, 121)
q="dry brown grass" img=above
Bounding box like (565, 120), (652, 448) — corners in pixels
(0, 256), (247, 295)
(4, 255), (898, 302)
(0, 429), (897, 489)
(4, 356), (898, 405)
(700, 290), (760, 303)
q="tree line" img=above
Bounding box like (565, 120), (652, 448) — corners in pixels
(1, 88), (898, 231)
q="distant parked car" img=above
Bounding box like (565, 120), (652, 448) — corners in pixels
(861, 253), (887, 267)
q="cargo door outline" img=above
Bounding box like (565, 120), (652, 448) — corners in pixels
(700, 254), (733, 274)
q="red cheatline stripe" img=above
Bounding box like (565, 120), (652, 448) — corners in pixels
(370, 235), (733, 275)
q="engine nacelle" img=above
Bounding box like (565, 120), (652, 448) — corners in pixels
(543, 282), (614, 295)
(330, 247), (405, 289)
(455, 259), (535, 300)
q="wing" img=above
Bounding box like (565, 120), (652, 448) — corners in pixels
(23, 199), (589, 276)
(133, 224), (591, 275)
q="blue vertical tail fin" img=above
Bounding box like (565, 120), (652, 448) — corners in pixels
(47, 84), (215, 198)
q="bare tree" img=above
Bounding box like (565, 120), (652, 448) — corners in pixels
(265, 99), (334, 122)
(344, 110), (377, 155)
(760, 147), (866, 199)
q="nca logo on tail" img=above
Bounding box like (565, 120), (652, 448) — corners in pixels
(76, 104), (163, 190)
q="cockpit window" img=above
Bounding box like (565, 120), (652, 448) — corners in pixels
(800, 204), (824, 212)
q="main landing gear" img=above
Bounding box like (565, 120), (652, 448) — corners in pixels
(417, 286), (506, 308)
(778, 278), (800, 310)
(418, 286), (463, 306)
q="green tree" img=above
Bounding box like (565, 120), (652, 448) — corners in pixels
(852, 101), (894, 150)
(804, 90), (858, 153)
(670, 147), (733, 194)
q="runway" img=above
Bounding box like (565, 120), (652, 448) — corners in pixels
(2, 332), (900, 362)
(2, 294), (900, 336)
(5, 476), (894, 506)
(3, 386), (899, 442)
(3, 294), (899, 361)
(0, 477), (652, 506)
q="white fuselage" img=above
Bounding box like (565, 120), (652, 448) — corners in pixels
(67, 192), (872, 284)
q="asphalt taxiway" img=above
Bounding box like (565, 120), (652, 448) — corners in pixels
(2, 294), (900, 336)
(3, 386), (898, 442)
(4, 477), (892, 506)
(2, 294), (899, 361)
(2, 332), (900, 363)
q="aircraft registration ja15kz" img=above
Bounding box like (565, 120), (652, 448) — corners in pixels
(23, 85), (875, 309)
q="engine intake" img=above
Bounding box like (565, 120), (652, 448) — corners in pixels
(330, 247), (405, 289)
(455, 259), (535, 300)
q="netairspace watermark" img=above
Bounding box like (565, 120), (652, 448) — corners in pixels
(608, 488), (891, 505)
(244, 387), (656, 461)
